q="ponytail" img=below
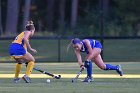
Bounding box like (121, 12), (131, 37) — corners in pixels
(67, 38), (81, 52)
(66, 39), (73, 53)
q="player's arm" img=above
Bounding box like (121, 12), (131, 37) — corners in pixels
(74, 50), (84, 67)
(24, 31), (31, 49)
(84, 40), (94, 61)
(24, 31), (37, 53)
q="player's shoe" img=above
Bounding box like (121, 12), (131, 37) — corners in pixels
(13, 78), (20, 83)
(82, 76), (94, 82)
(22, 75), (31, 83)
(116, 65), (123, 76)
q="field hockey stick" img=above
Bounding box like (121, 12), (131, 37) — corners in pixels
(72, 68), (84, 83)
(33, 67), (61, 79)
(25, 63), (61, 79)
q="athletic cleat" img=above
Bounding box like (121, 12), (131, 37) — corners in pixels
(116, 65), (123, 76)
(13, 78), (20, 83)
(82, 76), (94, 82)
(22, 75), (31, 83)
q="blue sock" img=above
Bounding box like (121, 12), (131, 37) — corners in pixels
(84, 61), (92, 77)
(105, 64), (117, 70)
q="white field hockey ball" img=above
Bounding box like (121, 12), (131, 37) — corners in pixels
(46, 79), (50, 83)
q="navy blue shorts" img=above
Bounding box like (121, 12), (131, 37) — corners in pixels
(9, 43), (26, 57)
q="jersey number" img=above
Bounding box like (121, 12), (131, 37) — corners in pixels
(15, 36), (19, 40)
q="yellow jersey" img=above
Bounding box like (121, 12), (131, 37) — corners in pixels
(12, 32), (27, 50)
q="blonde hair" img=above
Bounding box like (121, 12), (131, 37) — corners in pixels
(27, 21), (34, 25)
(66, 39), (73, 53)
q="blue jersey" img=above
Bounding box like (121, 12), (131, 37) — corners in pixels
(80, 39), (102, 54)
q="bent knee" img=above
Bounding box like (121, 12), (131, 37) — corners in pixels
(26, 58), (35, 62)
(99, 65), (106, 70)
(32, 58), (35, 62)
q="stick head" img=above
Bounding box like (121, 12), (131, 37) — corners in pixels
(55, 75), (61, 79)
(72, 78), (76, 83)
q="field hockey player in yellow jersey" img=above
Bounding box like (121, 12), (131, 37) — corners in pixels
(9, 21), (37, 83)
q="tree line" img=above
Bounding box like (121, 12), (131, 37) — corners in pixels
(0, 0), (140, 37)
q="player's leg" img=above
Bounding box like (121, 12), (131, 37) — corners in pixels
(22, 52), (35, 83)
(84, 60), (92, 78)
(83, 60), (93, 82)
(94, 54), (123, 76)
(83, 48), (101, 82)
(13, 58), (23, 83)
(14, 58), (22, 78)
(9, 43), (26, 82)
(23, 52), (35, 77)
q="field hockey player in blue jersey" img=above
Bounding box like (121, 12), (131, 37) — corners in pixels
(67, 38), (123, 82)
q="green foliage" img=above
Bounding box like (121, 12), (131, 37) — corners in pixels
(1, 0), (140, 36)
(107, 0), (140, 36)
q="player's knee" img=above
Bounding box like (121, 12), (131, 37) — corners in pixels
(26, 57), (35, 62)
(84, 61), (92, 68)
(29, 61), (35, 64)
(99, 65), (106, 70)
(32, 58), (35, 62)
(18, 62), (22, 64)
(84, 61), (88, 68)
(30, 56), (35, 62)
